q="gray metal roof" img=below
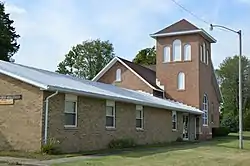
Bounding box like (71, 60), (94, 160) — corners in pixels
(0, 60), (203, 114)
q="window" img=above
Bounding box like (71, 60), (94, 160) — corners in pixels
(116, 69), (121, 82)
(106, 100), (115, 128)
(206, 50), (209, 65)
(173, 39), (182, 61)
(177, 72), (185, 90)
(172, 111), (177, 130)
(64, 94), (77, 127)
(136, 105), (143, 129)
(200, 45), (203, 62)
(203, 43), (206, 64)
(202, 94), (208, 126)
(163, 46), (171, 62)
(184, 44), (191, 61)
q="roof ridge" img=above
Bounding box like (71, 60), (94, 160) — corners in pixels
(116, 56), (156, 73)
(153, 18), (199, 35)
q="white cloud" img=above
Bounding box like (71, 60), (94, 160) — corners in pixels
(5, 3), (26, 14)
(7, 0), (175, 71)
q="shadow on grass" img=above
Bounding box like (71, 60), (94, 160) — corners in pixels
(82, 134), (250, 158)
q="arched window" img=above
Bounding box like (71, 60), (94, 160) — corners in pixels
(163, 46), (171, 62)
(177, 72), (185, 90)
(202, 94), (208, 126)
(206, 49), (209, 65)
(116, 69), (121, 82)
(173, 39), (182, 61)
(200, 45), (203, 62)
(184, 44), (191, 61)
(203, 43), (206, 64)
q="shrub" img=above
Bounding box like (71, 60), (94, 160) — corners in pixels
(221, 113), (238, 133)
(176, 137), (183, 142)
(108, 138), (136, 149)
(41, 138), (61, 155)
(212, 127), (230, 138)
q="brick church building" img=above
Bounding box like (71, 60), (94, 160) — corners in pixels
(93, 19), (222, 140)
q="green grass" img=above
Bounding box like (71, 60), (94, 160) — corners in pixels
(0, 151), (78, 160)
(53, 132), (250, 166)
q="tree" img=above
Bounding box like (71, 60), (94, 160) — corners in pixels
(57, 39), (115, 80)
(216, 55), (250, 131)
(132, 46), (156, 65)
(0, 2), (20, 61)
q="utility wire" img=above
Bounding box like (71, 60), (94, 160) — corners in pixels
(170, 0), (211, 25)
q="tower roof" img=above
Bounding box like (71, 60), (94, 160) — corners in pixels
(150, 19), (216, 43)
(154, 19), (199, 34)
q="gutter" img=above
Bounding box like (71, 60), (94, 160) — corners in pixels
(44, 91), (58, 144)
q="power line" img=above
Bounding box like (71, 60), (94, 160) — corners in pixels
(170, 0), (211, 25)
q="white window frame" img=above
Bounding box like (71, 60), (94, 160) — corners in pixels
(206, 49), (209, 65)
(200, 45), (203, 62)
(202, 94), (208, 126)
(136, 105), (144, 130)
(172, 111), (177, 131)
(203, 43), (206, 64)
(163, 46), (171, 63)
(184, 44), (191, 61)
(116, 69), (121, 82)
(64, 94), (78, 128)
(173, 39), (182, 61)
(106, 100), (116, 128)
(177, 72), (185, 90)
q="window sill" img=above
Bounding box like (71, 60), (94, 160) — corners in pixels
(203, 124), (208, 127)
(172, 129), (177, 132)
(163, 60), (191, 64)
(64, 125), (78, 130)
(106, 127), (116, 131)
(136, 128), (144, 132)
(177, 89), (186, 92)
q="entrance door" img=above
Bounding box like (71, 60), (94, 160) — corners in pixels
(183, 115), (189, 141)
(195, 117), (200, 140)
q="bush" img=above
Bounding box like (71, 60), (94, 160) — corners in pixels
(212, 127), (230, 138)
(221, 113), (238, 133)
(108, 138), (136, 149)
(41, 138), (61, 155)
(176, 137), (183, 142)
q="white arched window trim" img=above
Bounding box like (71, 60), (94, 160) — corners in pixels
(184, 44), (191, 61)
(203, 43), (206, 64)
(202, 94), (208, 126)
(163, 46), (171, 62)
(177, 72), (185, 90)
(116, 68), (121, 82)
(173, 39), (182, 61)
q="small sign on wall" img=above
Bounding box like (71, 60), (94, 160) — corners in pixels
(0, 99), (14, 105)
(0, 95), (22, 105)
(0, 95), (22, 100)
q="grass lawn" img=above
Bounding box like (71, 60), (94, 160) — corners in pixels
(0, 151), (78, 160)
(53, 132), (250, 166)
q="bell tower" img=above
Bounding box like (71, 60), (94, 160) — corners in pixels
(150, 19), (217, 109)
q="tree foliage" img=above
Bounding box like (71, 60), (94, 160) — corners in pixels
(132, 46), (156, 65)
(0, 2), (20, 61)
(217, 55), (250, 131)
(56, 39), (115, 80)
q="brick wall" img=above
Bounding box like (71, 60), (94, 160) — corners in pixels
(45, 92), (196, 153)
(0, 74), (43, 151)
(98, 61), (153, 94)
(156, 34), (200, 108)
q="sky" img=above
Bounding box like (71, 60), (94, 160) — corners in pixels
(3, 0), (250, 71)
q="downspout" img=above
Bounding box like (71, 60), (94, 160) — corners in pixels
(44, 91), (58, 144)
